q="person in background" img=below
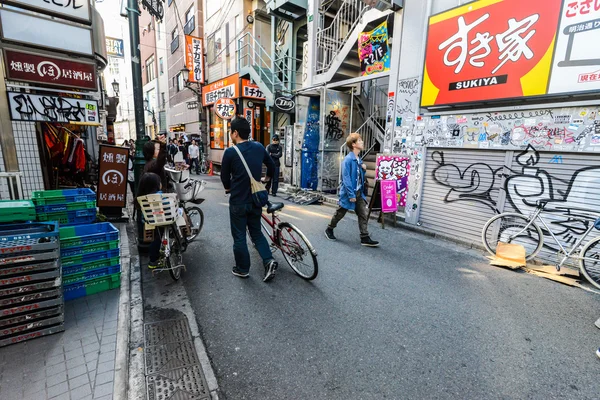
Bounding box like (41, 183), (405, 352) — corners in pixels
(325, 132), (379, 247)
(220, 117), (278, 282)
(137, 172), (163, 269)
(143, 133), (167, 188)
(167, 138), (178, 164)
(188, 139), (200, 174)
(265, 134), (282, 196)
(178, 139), (189, 164)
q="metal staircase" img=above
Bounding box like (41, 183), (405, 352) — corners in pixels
(315, 0), (392, 84)
(238, 33), (285, 108)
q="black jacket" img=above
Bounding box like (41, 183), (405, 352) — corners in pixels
(266, 143), (282, 167)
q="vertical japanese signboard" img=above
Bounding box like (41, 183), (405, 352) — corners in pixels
(185, 35), (204, 84)
(548, 1), (600, 94)
(97, 145), (129, 208)
(421, 0), (563, 107)
(244, 108), (254, 139)
(358, 21), (391, 76)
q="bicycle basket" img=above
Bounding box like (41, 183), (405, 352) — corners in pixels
(174, 179), (206, 202)
(165, 166), (190, 183)
(137, 193), (178, 227)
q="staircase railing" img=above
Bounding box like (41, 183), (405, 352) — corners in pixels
(237, 32), (277, 93)
(316, 0), (369, 75)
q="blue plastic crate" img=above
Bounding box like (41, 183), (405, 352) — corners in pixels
(60, 240), (119, 258)
(59, 223), (119, 249)
(63, 272), (121, 301)
(37, 208), (96, 226)
(35, 201), (96, 214)
(61, 248), (120, 268)
(62, 264), (121, 286)
(32, 188), (96, 206)
(61, 256), (120, 276)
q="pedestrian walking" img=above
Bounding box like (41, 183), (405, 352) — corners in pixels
(220, 117), (279, 281)
(265, 134), (282, 196)
(188, 139), (200, 174)
(325, 132), (379, 247)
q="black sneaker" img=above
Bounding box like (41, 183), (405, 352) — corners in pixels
(361, 236), (379, 247)
(232, 267), (249, 278)
(263, 260), (278, 282)
(325, 228), (336, 241)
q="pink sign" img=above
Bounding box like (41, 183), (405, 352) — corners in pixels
(380, 180), (398, 213)
(376, 155), (410, 206)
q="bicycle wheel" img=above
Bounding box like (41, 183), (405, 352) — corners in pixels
(580, 236), (600, 290)
(185, 206), (204, 242)
(199, 162), (208, 174)
(165, 226), (183, 281)
(276, 222), (318, 280)
(482, 213), (544, 260)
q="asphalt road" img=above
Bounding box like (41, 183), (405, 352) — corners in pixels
(182, 176), (600, 400)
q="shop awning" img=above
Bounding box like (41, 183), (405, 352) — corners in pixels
(69, 121), (102, 126)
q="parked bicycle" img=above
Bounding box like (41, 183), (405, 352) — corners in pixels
(197, 152), (209, 175)
(165, 166), (206, 241)
(482, 200), (600, 289)
(257, 201), (318, 280)
(137, 193), (188, 281)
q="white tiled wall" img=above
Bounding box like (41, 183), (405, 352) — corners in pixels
(12, 121), (44, 199)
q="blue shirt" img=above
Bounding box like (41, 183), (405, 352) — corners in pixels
(220, 141), (275, 205)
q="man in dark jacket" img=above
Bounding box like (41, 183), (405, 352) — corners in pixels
(221, 118), (278, 281)
(265, 134), (282, 196)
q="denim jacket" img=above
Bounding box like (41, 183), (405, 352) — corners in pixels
(338, 152), (367, 211)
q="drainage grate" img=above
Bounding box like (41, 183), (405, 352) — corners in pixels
(145, 319), (192, 346)
(147, 365), (210, 400)
(145, 341), (200, 375)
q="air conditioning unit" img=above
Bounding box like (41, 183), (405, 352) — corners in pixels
(362, 0), (403, 11)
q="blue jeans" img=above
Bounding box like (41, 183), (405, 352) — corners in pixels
(229, 203), (273, 273)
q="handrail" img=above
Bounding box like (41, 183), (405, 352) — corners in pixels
(0, 172), (24, 200)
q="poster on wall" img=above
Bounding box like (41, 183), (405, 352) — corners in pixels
(8, 92), (99, 124)
(421, 0), (563, 107)
(376, 155), (410, 207)
(548, 2), (600, 94)
(97, 145), (129, 208)
(210, 124), (224, 149)
(358, 21), (391, 76)
(395, 77), (420, 126)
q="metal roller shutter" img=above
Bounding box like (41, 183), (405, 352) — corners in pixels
(503, 151), (600, 267)
(419, 148), (508, 246)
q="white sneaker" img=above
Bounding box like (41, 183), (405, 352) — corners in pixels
(263, 260), (278, 282)
(596, 348), (600, 359)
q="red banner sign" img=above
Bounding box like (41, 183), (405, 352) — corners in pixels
(421, 0), (563, 107)
(97, 145), (129, 208)
(4, 49), (97, 91)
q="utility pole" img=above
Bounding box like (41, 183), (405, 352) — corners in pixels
(127, 0), (148, 190)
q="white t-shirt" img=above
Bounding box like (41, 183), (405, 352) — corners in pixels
(188, 144), (199, 159)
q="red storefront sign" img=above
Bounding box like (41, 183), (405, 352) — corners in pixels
(97, 145), (129, 208)
(421, 0), (563, 107)
(4, 49), (97, 91)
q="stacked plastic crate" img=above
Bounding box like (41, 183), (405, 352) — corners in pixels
(33, 188), (97, 226)
(0, 222), (64, 347)
(60, 223), (121, 301)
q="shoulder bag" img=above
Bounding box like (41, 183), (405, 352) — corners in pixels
(232, 145), (269, 208)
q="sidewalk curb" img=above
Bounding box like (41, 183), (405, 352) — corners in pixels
(114, 223), (132, 399)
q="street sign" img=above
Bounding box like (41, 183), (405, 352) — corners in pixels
(1, 0), (92, 24)
(4, 49), (97, 91)
(141, 0), (164, 22)
(7, 92), (99, 124)
(97, 145), (129, 208)
(187, 101), (198, 110)
(215, 98), (236, 120)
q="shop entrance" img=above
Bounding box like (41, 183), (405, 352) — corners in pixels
(251, 103), (270, 147)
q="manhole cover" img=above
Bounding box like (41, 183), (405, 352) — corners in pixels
(147, 365), (210, 400)
(145, 319), (192, 346)
(145, 341), (200, 375)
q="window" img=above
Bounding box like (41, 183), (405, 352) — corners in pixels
(207, 31), (222, 64)
(145, 55), (155, 82)
(171, 28), (179, 53)
(225, 22), (230, 56)
(159, 57), (164, 75)
(184, 6), (195, 34)
(108, 57), (120, 76)
(207, 34), (215, 64)
(168, 0), (173, 6)
(156, 22), (161, 40)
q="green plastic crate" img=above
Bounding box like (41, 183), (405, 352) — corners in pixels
(62, 256), (120, 276)
(60, 239), (119, 258)
(0, 200), (36, 223)
(64, 272), (121, 301)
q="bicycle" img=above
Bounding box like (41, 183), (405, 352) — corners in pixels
(258, 201), (318, 280)
(482, 200), (600, 289)
(137, 193), (188, 281)
(165, 166), (206, 242)
(198, 152), (209, 175)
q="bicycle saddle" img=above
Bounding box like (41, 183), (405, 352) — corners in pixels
(266, 202), (284, 213)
